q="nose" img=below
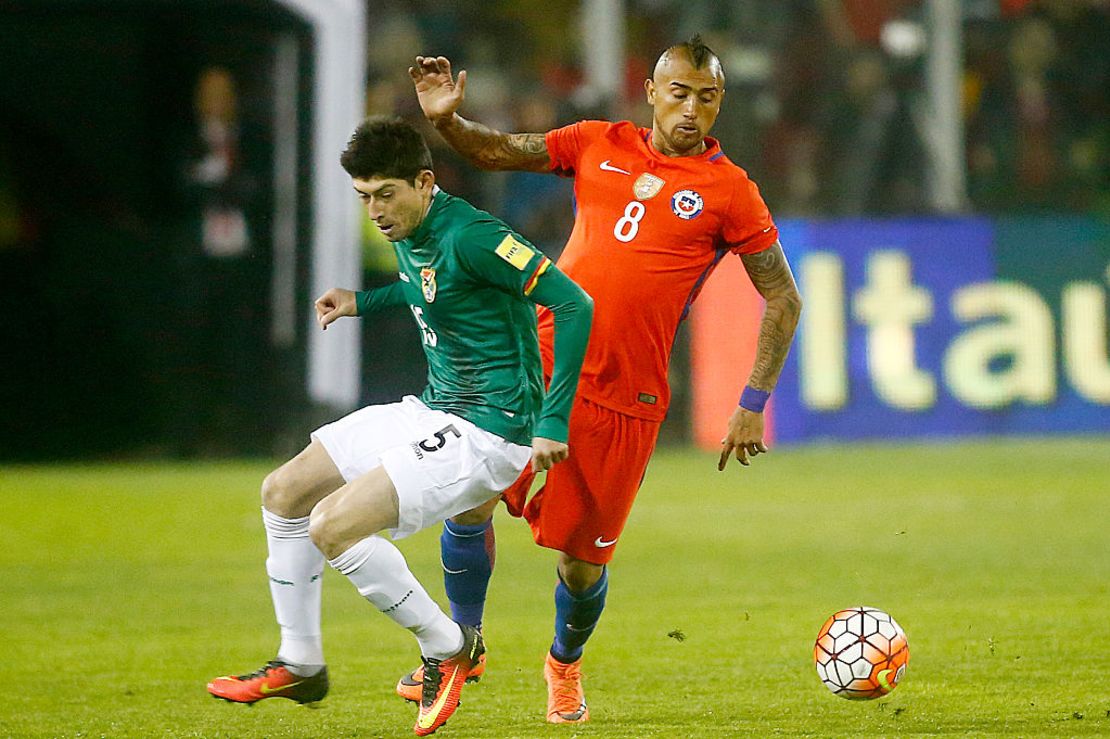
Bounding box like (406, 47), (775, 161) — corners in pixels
(682, 97), (697, 117)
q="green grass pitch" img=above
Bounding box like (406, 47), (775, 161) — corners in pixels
(3, 437), (1109, 737)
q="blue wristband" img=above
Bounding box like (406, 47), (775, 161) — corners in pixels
(739, 385), (770, 413)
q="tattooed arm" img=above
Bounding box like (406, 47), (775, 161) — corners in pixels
(718, 241), (803, 470)
(740, 242), (802, 392)
(410, 55), (552, 173)
(437, 120), (551, 173)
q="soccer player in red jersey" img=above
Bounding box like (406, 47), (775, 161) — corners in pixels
(402, 36), (802, 723)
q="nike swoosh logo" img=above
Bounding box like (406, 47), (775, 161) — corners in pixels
(417, 664), (461, 728)
(594, 536), (618, 548)
(260, 679), (304, 694)
(599, 160), (631, 175)
(565, 623), (593, 632)
(440, 557), (468, 575)
(399, 272), (411, 282)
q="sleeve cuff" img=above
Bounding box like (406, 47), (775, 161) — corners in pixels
(729, 225), (778, 255)
(533, 417), (569, 444)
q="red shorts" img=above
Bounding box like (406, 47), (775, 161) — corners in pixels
(502, 396), (661, 564)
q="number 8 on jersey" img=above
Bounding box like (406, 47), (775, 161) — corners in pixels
(613, 201), (646, 243)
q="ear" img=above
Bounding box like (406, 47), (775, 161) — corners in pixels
(644, 78), (655, 105)
(416, 169), (436, 192)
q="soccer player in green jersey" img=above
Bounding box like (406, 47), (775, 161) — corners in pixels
(207, 116), (593, 737)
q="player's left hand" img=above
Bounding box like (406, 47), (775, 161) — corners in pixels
(718, 406), (767, 470)
(530, 437), (569, 472)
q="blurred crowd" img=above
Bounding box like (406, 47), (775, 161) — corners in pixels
(356, 0), (1107, 270)
(1, 0), (1106, 272)
(5, 1), (1102, 271)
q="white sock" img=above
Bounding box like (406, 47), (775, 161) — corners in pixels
(263, 508), (325, 671)
(328, 535), (464, 660)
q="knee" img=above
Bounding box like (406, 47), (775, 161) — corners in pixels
(261, 466), (310, 518)
(559, 555), (604, 593)
(307, 502), (342, 560)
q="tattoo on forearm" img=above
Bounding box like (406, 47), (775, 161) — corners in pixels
(505, 133), (547, 157)
(750, 302), (795, 390)
(740, 242), (802, 391)
(438, 116), (548, 171)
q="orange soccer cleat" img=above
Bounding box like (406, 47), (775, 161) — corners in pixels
(396, 651), (486, 703)
(413, 625), (485, 736)
(206, 659), (329, 706)
(544, 652), (589, 724)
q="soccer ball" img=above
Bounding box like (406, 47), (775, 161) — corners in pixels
(813, 606), (909, 699)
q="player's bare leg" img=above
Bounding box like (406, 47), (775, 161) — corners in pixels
(558, 553), (604, 593)
(263, 439), (347, 518)
(207, 440), (343, 705)
(307, 465), (401, 558)
(545, 552), (606, 723)
(396, 496), (497, 702)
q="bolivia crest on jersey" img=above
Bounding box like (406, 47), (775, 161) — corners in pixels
(633, 173), (665, 201)
(671, 189), (704, 219)
(420, 267), (437, 303)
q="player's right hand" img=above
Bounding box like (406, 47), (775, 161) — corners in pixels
(530, 436), (568, 472)
(718, 406), (768, 471)
(409, 56), (466, 123)
(314, 288), (357, 330)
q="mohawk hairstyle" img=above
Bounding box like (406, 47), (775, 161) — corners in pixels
(671, 33), (718, 70)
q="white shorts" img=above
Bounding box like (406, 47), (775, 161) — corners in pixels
(311, 395), (531, 539)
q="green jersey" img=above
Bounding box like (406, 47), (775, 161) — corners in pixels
(356, 189), (592, 446)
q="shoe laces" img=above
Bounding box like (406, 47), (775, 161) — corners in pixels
(420, 657), (445, 705)
(236, 660), (286, 681)
(550, 661), (583, 705)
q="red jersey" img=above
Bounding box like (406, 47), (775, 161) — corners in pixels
(538, 120), (778, 422)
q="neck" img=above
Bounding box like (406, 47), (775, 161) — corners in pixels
(407, 191), (437, 239)
(418, 190), (436, 222)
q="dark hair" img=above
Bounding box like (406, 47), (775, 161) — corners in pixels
(671, 33), (719, 71)
(339, 116), (433, 181)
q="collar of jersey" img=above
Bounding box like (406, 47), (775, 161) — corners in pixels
(637, 126), (722, 163)
(402, 189), (447, 248)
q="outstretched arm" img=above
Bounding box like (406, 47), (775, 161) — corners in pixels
(409, 55), (552, 173)
(718, 241), (803, 470)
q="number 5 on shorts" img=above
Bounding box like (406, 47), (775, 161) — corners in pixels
(418, 424), (461, 453)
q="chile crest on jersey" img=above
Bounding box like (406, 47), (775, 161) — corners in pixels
(671, 189), (704, 220)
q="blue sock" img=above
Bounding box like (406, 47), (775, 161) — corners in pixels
(551, 568), (608, 664)
(440, 518), (495, 628)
